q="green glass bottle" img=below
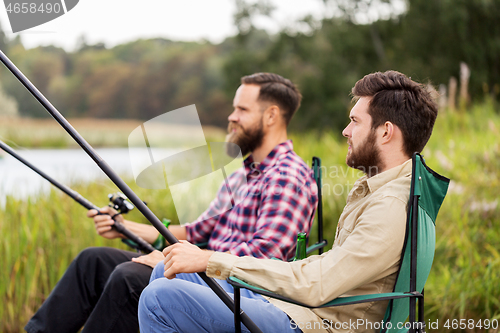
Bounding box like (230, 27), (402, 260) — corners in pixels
(293, 232), (307, 261)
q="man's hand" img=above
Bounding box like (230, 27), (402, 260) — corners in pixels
(131, 250), (165, 268)
(162, 240), (214, 279)
(87, 206), (123, 239)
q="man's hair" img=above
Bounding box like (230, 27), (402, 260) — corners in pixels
(352, 70), (438, 157)
(241, 73), (302, 125)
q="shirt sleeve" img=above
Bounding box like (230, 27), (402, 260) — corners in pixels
(228, 167), (318, 260)
(208, 195), (407, 307)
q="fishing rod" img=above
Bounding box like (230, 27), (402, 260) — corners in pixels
(0, 50), (262, 333)
(0, 139), (156, 253)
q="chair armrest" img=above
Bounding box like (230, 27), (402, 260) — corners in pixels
(306, 240), (328, 255)
(227, 276), (422, 308)
(228, 276), (310, 307)
(320, 291), (422, 308)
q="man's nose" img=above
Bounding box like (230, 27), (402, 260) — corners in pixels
(342, 125), (350, 138)
(228, 110), (238, 122)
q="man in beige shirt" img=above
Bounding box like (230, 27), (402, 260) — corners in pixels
(137, 70), (439, 333)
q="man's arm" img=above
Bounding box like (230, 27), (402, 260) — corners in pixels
(129, 225), (188, 268)
(162, 241), (214, 279)
(163, 196), (407, 307)
(88, 207), (189, 269)
(87, 207), (187, 244)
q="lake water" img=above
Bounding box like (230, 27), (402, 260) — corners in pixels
(0, 148), (135, 205)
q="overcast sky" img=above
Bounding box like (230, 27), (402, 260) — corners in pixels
(0, 0), (330, 51)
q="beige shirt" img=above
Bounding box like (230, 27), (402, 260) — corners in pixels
(207, 159), (412, 333)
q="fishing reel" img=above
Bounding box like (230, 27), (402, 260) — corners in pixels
(108, 192), (135, 214)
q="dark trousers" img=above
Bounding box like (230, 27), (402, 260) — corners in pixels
(25, 247), (153, 333)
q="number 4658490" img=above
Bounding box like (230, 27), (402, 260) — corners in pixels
(6, 2), (61, 14)
(444, 319), (498, 330)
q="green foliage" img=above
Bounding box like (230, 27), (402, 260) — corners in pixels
(0, 39), (231, 128)
(421, 102), (500, 330)
(1, 0), (498, 134)
(0, 81), (18, 117)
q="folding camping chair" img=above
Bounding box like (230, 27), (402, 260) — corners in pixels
(229, 153), (450, 333)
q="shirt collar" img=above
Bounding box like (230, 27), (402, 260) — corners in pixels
(244, 140), (293, 174)
(365, 158), (412, 193)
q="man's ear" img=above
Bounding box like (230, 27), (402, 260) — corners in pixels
(380, 121), (395, 144)
(263, 105), (280, 127)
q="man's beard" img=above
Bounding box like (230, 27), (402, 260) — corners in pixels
(225, 120), (265, 157)
(346, 129), (382, 177)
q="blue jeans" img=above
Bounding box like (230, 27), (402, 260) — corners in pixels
(138, 262), (302, 333)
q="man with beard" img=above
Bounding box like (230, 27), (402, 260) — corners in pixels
(137, 70), (439, 333)
(25, 73), (318, 333)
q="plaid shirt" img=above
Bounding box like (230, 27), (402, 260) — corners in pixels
(185, 140), (318, 261)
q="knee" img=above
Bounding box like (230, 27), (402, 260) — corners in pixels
(111, 261), (137, 281)
(139, 279), (172, 311)
(138, 279), (175, 331)
(107, 261), (151, 294)
(139, 279), (163, 320)
(141, 278), (187, 305)
(73, 247), (104, 269)
(109, 261), (139, 285)
(139, 280), (156, 312)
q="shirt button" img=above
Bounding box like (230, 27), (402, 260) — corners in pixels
(215, 270), (221, 276)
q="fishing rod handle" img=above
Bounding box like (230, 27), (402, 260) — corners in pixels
(92, 208), (156, 253)
(112, 220), (156, 253)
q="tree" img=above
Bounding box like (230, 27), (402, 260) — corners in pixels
(0, 81), (18, 117)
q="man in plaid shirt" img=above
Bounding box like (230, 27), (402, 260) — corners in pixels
(26, 72), (318, 333)
(187, 139), (315, 260)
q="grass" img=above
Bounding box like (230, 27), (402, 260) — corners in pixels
(1, 101), (500, 332)
(0, 180), (179, 333)
(421, 102), (500, 331)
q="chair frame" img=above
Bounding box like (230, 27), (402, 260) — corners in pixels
(307, 156), (328, 255)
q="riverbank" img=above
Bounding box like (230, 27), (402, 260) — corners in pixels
(0, 117), (225, 148)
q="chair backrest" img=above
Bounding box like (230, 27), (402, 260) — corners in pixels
(382, 153), (450, 333)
